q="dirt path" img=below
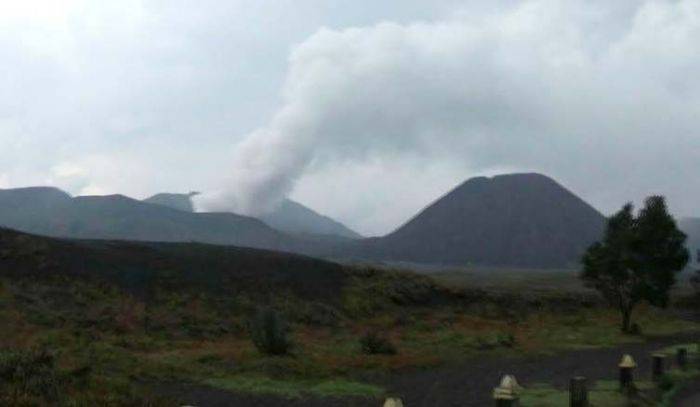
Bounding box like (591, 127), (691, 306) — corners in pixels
(160, 332), (700, 407)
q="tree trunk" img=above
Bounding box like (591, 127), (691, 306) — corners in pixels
(621, 307), (632, 333)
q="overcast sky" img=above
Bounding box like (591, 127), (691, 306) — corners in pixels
(1, 0), (699, 235)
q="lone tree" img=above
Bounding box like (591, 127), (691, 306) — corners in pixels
(581, 196), (689, 333)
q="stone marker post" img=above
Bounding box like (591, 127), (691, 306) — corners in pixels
(569, 376), (588, 407)
(383, 398), (404, 407)
(652, 353), (666, 381)
(618, 354), (636, 390)
(493, 375), (521, 407)
(677, 347), (688, 370)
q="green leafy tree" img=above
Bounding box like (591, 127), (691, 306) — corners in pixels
(581, 196), (689, 333)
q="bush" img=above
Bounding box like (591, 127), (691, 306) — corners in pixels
(247, 308), (293, 356)
(360, 331), (397, 355)
(629, 323), (642, 335)
(657, 374), (674, 392)
(299, 302), (341, 327)
(474, 332), (516, 350)
(0, 348), (63, 404)
(496, 332), (516, 347)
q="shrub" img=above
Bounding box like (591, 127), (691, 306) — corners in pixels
(657, 374), (674, 392)
(299, 302), (342, 327)
(393, 311), (414, 327)
(360, 331), (397, 355)
(474, 332), (516, 350)
(496, 332), (516, 348)
(247, 308), (293, 356)
(629, 323), (642, 335)
(0, 348), (63, 404)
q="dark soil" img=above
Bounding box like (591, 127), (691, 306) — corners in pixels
(158, 332), (700, 406)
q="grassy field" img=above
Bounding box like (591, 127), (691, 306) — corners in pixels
(0, 270), (698, 405)
(0, 229), (699, 405)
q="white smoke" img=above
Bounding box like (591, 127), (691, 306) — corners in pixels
(198, 0), (700, 218)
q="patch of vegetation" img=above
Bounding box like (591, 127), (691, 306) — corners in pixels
(1, 226), (700, 403)
(248, 308), (293, 356)
(658, 368), (700, 406)
(520, 344), (700, 407)
(343, 268), (449, 317)
(0, 348), (62, 405)
(520, 380), (655, 406)
(474, 332), (515, 350)
(204, 375), (384, 399)
(653, 343), (700, 406)
(360, 331), (397, 355)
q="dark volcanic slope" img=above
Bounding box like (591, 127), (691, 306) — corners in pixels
(0, 187), (297, 252)
(0, 227), (347, 301)
(354, 173), (606, 268)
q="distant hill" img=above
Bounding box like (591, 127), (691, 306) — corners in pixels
(344, 173), (606, 268)
(0, 187), (299, 252)
(0, 174), (608, 269)
(143, 192), (199, 212)
(260, 199), (361, 239)
(142, 192), (361, 239)
(680, 218), (700, 265)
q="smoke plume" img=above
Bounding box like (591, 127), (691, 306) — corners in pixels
(197, 0), (700, 218)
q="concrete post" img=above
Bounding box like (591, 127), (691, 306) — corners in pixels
(652, 353), (666, 381)
(618, 354), (636, 390)
(569, 376), (588, 407)
(677, 347), (688, 370)
(493, 375), (520, 407)
(383, 398), (404, 407)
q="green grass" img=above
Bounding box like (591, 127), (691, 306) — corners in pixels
(203, 375), (385, 399)
(430, 267), (588, 293)
(2, 270), (700, 404)
(652, 344), (700, 406)
(658, 369), (700, 406)
(310, 379), (385, 397)
(656, 343), (700, 358)
(520, 380), (655, 407)
(520, 343), (700, 407)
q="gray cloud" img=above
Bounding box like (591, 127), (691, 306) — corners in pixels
(0, 0), (458, 199)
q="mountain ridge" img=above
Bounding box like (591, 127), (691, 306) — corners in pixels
(0, 187), (299, 252)
(142, 192), (361, 239)
(0, 173), (614, 268)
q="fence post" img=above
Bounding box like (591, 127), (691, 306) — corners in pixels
(493, 375), (520, 407)
(652, 353), (666, 381)
(569, 376), (588, 407)
(618, 354), (636, 390)
(677, 347), (688, 370)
